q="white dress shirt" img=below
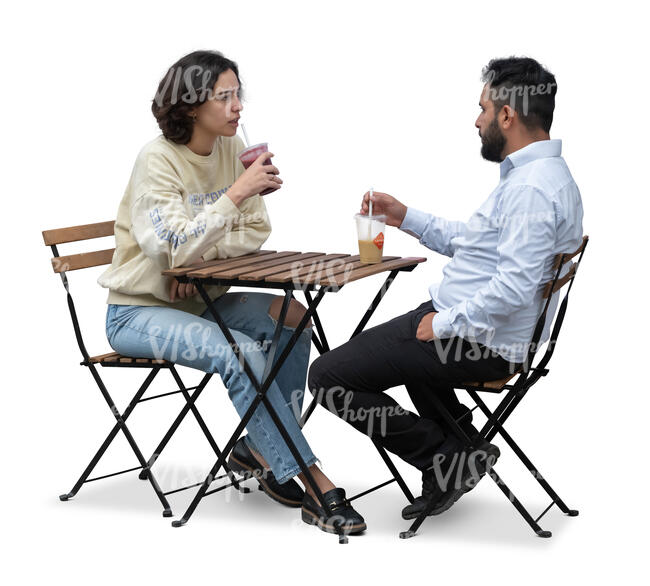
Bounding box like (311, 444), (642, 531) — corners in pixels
(399, 139), (584, 364)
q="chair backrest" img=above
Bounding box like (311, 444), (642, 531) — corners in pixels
(522, 235), (590, 386)
(42, 220), (116, 363)
(42, 220), (116, 273)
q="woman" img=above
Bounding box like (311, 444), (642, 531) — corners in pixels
(98, 50), (364, 535)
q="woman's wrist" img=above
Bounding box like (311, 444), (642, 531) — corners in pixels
(226, 185), (246, 207)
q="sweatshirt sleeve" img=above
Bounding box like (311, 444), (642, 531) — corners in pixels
(130, 151), (243, 269)
(200, 136), (272, 260)
(201, 194), (272, 260)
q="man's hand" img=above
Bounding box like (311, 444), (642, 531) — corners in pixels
(170, 279), (198, 302)
(416, 312), (438, 341)
(360, 191), (407, 227)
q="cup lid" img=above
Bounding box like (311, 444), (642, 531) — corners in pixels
(354, 212), (387, 221)
(237, 142), (268, 157)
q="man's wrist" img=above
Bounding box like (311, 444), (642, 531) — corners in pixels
(431, 309), (454, 339)
(396, 203), (407, 226)
(399, 206), (429, 238)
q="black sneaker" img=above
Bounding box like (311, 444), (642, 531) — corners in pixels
(227, 437), (304, 507)
(302, 487), (367, 535)
(402, 436), (500, 520)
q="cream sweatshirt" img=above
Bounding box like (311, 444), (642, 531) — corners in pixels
(98, 133), (272, 315)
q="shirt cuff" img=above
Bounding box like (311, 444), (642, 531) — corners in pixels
(432, 308), (454, 339)
(399, 207), (429, 239)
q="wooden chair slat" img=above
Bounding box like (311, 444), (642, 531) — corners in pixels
(542, 262), (577, 299)
(89, 352), (169, 365)
(51, 248), (115, 273)
(184, 251), (299, 278)
(269, 254), (353, 283)
(42, 220), (115, 246)
(162, 250), (277, 277)
(552, 235), (589, 270)
(188, 251), (302, 279)
(463, 371), (521, 390)
(89, 351), (121, 363)
(239, 253), (328, 281)
(324, 257), (427, 287)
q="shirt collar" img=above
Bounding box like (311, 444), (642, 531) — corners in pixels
(499, 138), (562, 179)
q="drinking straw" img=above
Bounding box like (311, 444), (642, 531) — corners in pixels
(368, 187), (374, 240)
(240, 122), (250, 147)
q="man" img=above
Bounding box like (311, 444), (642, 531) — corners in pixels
(307, 56), (584, 521)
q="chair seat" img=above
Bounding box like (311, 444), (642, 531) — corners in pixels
(88, 351), (170, 365)
(462, 370), (521, 390)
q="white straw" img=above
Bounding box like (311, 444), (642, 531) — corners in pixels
(240, 123), (250, 147)
(368, 187), (374, 240)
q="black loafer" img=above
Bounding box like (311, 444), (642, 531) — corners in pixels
(228, 437), (304, 507)
(402, 436), (500, 520)
(302, 487), (367, 535)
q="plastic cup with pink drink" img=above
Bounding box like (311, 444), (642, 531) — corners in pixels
(237, 142), (278, 196)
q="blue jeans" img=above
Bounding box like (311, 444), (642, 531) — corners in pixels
(105, 291), (318, 483)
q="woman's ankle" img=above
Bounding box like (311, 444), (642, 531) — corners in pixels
(299, 466), (336, 502)
(247, 444), (270, 469)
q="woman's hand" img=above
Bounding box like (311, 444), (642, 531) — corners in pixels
(360, 191), (408, 227)
(416, 312), (438, 341)
(227, 152), (282, 207)
(170, 279), (198, 302)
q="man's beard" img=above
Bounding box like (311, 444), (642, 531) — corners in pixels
(480, 117), (506, 162)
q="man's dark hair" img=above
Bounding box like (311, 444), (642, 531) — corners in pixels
(151, 50), (242, 144)
(481, 57), (557, 133)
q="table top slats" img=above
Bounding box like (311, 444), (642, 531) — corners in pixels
(165, 249), (426, 288)
(205, 252), (321, 280)
(238, 252), (330, 281)
(266, 254), (353, 283)
(324, 256), (427, 287)
(163, 250), (278, 278)
(300, 256), (400, 285)
(184, 251), (299, 278)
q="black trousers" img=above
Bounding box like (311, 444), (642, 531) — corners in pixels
(308, 300), (522, 471)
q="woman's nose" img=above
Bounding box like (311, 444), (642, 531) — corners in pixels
(231, 94), (243, 113)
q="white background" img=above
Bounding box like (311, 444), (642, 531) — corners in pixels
(2, 0), (648, 583)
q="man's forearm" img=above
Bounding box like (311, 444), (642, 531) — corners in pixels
(399, 207), (466, 257)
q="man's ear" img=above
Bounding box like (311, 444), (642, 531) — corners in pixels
(501, 104), (516, 130)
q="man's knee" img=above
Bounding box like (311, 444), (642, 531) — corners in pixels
(308, 354), (348, 415)
(307, 354), (327, 398)
(268, 296), (313, 329)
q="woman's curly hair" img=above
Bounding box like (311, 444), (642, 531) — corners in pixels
(151, 50), (241, 144)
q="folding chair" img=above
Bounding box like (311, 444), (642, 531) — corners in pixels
(42, 220), (249, 518)
(399, 235), (590, 539)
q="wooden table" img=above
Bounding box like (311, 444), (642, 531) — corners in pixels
(163, 249), (426, 543)
(163, 249), (426, 290)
